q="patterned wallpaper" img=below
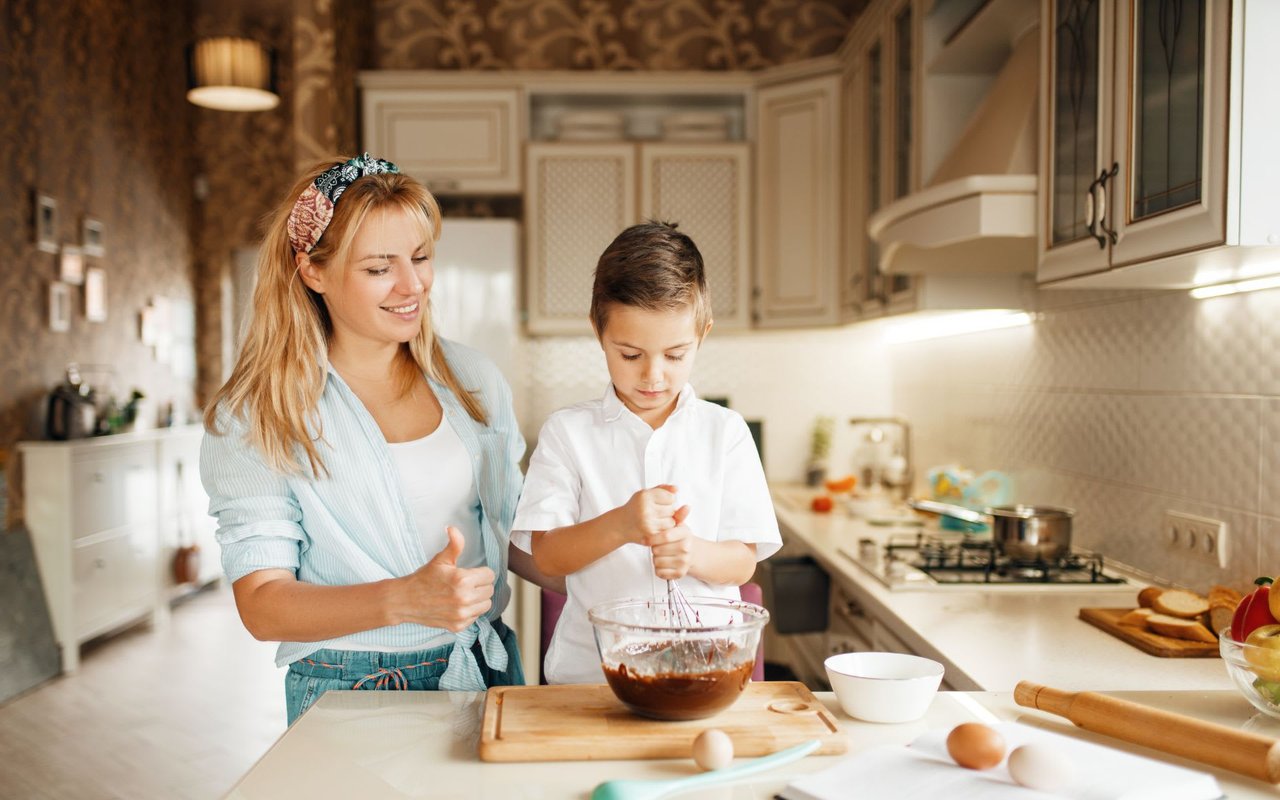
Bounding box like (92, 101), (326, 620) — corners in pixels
(0, 0), (197, 469)
(371, 0), (867, 70)
(191, 2), (295, 404)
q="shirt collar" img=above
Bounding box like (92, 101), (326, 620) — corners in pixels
(600, 382), (698, 424)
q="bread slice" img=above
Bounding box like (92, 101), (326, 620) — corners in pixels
(1151, 589), (1210, 619)
(1206, 584), (1243, 637)
(1118, 607), (1156, 627)
(1146, 613), (1217, 643)
(1137, 586), (1164, 609)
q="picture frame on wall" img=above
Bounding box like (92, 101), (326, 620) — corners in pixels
(84, 267), (107, 322)
(59, 245), (84, 286)
(49, 283), (70, 332)
(81, 218), (105, 257)
(35, 194), (58, 254)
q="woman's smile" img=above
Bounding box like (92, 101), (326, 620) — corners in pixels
(382, 300), (421, 321)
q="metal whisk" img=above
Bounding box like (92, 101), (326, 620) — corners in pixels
(665, 579), (698, 628)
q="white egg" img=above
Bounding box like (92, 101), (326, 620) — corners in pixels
(1007, 743), (1075, 792)
(691, 728), (734, 771)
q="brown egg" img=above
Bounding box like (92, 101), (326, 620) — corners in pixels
(946, 722), (1006, 770)
(691, 728), (734, 771)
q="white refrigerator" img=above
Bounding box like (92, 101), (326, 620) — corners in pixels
(430, 219), (542, 680)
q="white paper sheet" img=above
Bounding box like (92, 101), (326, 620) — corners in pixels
(779, 722), (1223, 800)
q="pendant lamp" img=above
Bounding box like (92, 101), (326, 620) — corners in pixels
(186, 37), (279, 112)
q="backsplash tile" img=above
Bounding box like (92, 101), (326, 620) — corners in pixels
(518, 325), (892, 481)
(894, 286), (1279, 589)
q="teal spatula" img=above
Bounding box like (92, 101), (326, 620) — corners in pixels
(590, 739), (821, 800)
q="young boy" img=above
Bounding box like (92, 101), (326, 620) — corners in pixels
(510, 221), (781, 684)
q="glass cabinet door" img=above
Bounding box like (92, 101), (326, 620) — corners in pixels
(1110, 0), (1227, 267)
(1049, 0), (1105, 248)
(1130, 0), (1205, 220)
(866, 38), (884, 301)
(886, 2), (915, 304)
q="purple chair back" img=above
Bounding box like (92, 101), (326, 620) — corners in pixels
(539, 582), (766, 684)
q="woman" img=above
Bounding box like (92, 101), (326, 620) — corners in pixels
(201, 153), (554, 724)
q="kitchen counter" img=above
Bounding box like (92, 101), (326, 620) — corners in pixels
(769, 485), (1235, 693)
(226, 688), (1280, 798)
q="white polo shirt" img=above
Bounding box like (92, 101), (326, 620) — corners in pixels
(511, 383), (781, 685)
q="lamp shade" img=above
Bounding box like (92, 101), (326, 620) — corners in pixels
(186, 37), (279, 112)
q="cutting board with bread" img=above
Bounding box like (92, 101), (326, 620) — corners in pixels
(1080, 585), (1242, 658)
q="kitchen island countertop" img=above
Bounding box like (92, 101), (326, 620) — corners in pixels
(226, 688), (1280, 799)
(769, 484), (1235, 693)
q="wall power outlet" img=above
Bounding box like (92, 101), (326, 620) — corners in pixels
(1164, 510), (1229, 568)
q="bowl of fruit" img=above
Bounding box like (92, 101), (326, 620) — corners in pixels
(1222, 577), (1280, 720)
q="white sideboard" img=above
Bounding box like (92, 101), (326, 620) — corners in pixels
(19, 425), (218, 673)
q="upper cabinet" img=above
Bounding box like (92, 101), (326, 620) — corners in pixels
(1039, 0), (1280, 287)
(839, 1), (922, 322)
(525, 143), (636, 335)
(754, 71), (842, 328)
(361, 84), (523, 195)
(525, 139), (752, 335)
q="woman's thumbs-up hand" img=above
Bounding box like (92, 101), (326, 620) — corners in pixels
(395, 526), (495, 631)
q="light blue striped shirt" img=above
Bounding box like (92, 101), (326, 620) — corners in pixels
(200, 339), (523, 690)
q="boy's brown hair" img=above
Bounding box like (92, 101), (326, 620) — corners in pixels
(589, 220), (713, 337)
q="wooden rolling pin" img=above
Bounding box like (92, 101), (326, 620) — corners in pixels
(1015, 681), (1280, 783)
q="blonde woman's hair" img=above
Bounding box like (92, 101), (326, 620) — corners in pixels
(204, 157), (488, 476)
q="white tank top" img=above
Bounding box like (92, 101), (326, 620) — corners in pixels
(327, 413), (483, 652)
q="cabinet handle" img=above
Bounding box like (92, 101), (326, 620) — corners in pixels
(1096, 162), (1120, 246)
(92, 472), (105, 483)
(93, 558), (106, 569)
(1084, 173), (1101, 247)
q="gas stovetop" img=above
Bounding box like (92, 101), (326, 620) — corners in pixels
(841, 531), (1133, 591)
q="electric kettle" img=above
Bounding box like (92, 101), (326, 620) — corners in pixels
(46, 364), (97, 440)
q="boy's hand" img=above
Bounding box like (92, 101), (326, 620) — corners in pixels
(647, 504), (694, 580)
(620, 484), (679, 544)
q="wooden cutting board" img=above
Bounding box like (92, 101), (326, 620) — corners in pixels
(478, 681), (846, 762)
(1079, 607), (1219, 658)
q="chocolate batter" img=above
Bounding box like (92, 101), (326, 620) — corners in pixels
(603, 658), (754, 721)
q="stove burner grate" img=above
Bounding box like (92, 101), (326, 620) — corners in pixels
(882, 532), (1127, 585)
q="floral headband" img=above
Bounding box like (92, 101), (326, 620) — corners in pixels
(287, 153), (399, 255)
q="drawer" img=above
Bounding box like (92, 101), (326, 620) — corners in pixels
(73, 529), (157, 638)
(71, 444), (158, 539)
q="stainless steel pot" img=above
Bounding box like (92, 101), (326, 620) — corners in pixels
(908, 499), (1075, 560)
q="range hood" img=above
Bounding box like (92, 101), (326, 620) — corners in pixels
(869, 23), (1038, 276)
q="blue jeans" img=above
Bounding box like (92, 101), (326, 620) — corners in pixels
(284, 620), (524, 725)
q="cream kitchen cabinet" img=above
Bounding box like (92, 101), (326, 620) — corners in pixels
(839, 1), (921, 322)
(361, 86), (522, 195)
(19, 426), (213, 673)
(525, 141), (751, 335)
(754, 72), (843, 328)
(1038, 0), (1280, 287)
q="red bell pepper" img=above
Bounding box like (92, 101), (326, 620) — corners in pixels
(1231, 577), (1277, 642)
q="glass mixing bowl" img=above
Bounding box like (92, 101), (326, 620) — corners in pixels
(1220, 630), (1280, 720)
(588, 596), (769, 721)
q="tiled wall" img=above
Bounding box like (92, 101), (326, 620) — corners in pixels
(516, 325), (894, 482)
(892, 286), (1280, 591)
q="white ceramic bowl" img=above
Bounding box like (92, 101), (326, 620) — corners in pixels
(824, 651), (945, 723)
